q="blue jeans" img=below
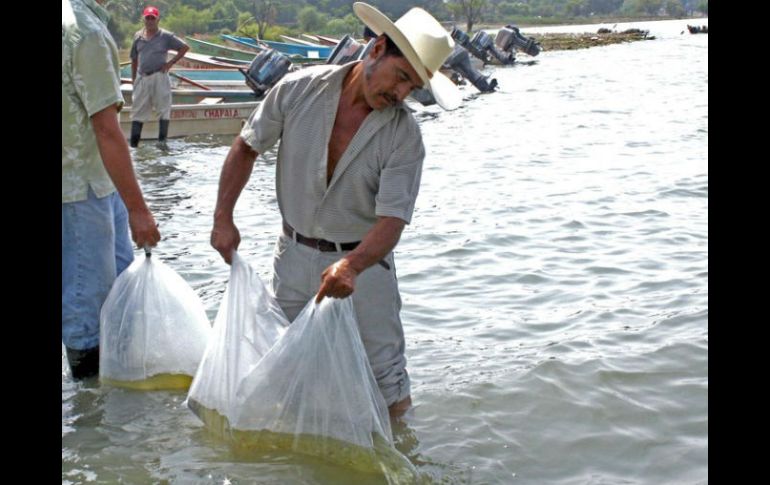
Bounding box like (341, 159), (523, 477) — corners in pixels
(62, 188), (134, 350)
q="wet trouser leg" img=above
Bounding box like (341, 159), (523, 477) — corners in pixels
(130, 121), (143, 147)
(62, 189), (134, 379)
(158, 119), (170, 142)
(270, 233), (411, 406)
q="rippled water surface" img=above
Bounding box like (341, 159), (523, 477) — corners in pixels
(63, 18), (707, 484)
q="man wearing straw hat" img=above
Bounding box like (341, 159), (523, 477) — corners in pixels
(211, 2), (460, 417)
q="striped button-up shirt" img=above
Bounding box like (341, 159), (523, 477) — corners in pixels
(240, 62), (426, 243)
(62, 0), (123, 203)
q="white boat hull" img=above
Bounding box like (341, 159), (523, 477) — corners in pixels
(119, 101), (259, 140)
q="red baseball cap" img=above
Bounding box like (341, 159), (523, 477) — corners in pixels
(143, 6), (160, 18)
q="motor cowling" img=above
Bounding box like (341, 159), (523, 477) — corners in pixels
(240, 49), (292, 97)
(443, 45), (497, 93)
(451, 26), (489, 63)
(473, 30), (514, 65)
(327, 35), (363, 65)
(495, 25), (541, 57)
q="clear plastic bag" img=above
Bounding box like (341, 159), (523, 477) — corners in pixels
(187, 251), (288, 423)
(99, 252), (211, 390)
(187, 253), (416, 479)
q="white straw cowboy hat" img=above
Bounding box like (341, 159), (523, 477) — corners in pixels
(353, 2), (462, 110)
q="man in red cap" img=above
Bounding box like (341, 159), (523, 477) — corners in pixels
(129, 6), (189, 146)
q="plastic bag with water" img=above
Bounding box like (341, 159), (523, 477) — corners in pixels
(186, 252), (416, 480)
(99, 251), (211, 390)
(187, 251), (288, 418)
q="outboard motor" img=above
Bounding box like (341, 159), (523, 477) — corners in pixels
(327, 35), (375, 65)
(495, 24), (540, 57)
(472, 30), (513, 65)
(451, 26), (488, 63)
(443, 45), (497, 93)
(239, 48), (292, 97)
(409, 88), (436, 106)
(327, 34), (363, 65)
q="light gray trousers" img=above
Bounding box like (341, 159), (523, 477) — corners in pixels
(270, 233), (411, 406)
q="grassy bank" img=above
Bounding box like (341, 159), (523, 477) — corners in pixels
(530, 30), (654, 51)
(479, 14), (706, 29)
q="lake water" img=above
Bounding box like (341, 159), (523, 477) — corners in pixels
(62, 18), (708, 485)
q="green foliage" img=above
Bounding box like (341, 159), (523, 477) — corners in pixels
(498, 2), (532, 17)
(164, 5), (215, 36)
(621, 0), (664, 15)
(566, 0), (589, 16)
(588, 0), (625, 14)
(664, 0), (685, 16)
(236, 21), (261, 40)
(322, 14), (363, 36)
(447, 0), (487, 32)
(210, 0), (240, 31)
(298, 6), (328, 33)
(261, 24), (298, 41)
(97, 0), (706, 48)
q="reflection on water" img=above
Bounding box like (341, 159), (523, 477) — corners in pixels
(63, 18), (707, 484)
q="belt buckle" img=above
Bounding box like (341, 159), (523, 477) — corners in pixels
(316, 239), (335, 252)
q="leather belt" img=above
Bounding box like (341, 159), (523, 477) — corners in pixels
(283, 221), (359, 252)
(282, 221), (391, 270)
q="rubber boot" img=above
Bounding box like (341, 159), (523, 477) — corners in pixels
(158, 119), (170, 143)
(66, 346), (100, 380)
(130, 121), (143, 147)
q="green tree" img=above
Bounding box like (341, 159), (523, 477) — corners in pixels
(664, 0), (685, 16)
(210, 0), (240, 32)
(498, 2), (531, 17)
(447, 0), (487, 33)
(566, 0), (589, 16)
(241, 0), (279, 39)
(164, 5), (214, 36)
(298, 6), (327, 33)
(585, 0), (623, 14)
(323, 14), (363, 36)
(696, 0), (707, 14)
(622, 0), (664, 15)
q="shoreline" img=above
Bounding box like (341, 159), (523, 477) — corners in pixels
(479, 14), (707, 30)
(530, 30), (654, 51)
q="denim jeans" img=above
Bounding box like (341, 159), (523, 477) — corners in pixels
(62, 187), (134, 350)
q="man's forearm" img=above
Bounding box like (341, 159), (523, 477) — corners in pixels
(344, 217), (405, 273)
(91, 104), (149, 212)
(214, 136), (258, 222)
(168, 46), (189, 65)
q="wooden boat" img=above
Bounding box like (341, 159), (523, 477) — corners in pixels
(119, 100), (259, 140)
(280, 34), (325, 47)
(221, 34), (332, 59)
(222, 35), (263, 52)
(186, 37), (260, 62)
(120, 84), (258, 105)
(119, 64), (246, 81)
(314, 34), (343, 46)
(301, 33), (342, 46)
(300, 33), (324, 44)
(174, 51), (248, 69)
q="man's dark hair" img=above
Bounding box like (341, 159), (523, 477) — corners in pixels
(363, 26), (377, 40)
(381, 34), (405, 58)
